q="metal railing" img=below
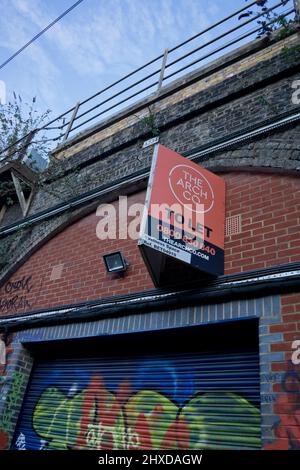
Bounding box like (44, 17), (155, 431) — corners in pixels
(0, 0), (298, 163)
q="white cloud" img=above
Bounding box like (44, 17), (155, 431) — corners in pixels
(0, 0), (221, 115)
(0, 0), (63, 111)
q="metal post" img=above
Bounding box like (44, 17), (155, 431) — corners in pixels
(294, 0), (300, 21)
(157, 49), (169, 92)
(63, 101), (80, 142)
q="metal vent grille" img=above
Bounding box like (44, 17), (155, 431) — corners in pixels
(226, 214), (242, 237)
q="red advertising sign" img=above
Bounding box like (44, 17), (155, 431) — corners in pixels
(139, 145), (225, 285)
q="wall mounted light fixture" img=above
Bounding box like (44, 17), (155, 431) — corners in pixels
(103, 251), (129, 275)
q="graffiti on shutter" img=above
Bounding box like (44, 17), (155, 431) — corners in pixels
(13, 353), (261, 450)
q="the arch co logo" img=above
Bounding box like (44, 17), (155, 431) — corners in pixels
(168, 164), (214, 214)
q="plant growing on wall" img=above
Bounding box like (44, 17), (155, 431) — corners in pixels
(242, 0), (296, 39)
(0, 95), (79, 268)
(0, 93), (90, 207)
(139, 107), (160, 137)
(0, 94), (52, 165)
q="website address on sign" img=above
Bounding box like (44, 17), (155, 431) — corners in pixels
(162, 237), (210, 260)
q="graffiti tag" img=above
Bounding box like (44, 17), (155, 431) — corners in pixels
(4, 276), (32, 294)
(262, 373), (282, 383)
(0, 276), (32, 313)
(15, 432), (26, 450)
(261, 394), (277, 403)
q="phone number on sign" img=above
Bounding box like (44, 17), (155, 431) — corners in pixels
(157, 224), (216, 255)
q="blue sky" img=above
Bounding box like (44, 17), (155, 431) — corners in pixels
(0, 0), (293, 123)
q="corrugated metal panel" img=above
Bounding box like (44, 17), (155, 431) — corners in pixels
(13, 350), (261, 450)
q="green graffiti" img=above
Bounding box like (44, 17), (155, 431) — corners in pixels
(33, 387), (84, 449)
(181, 392), (261, 450)
(0, 371), (26, 432)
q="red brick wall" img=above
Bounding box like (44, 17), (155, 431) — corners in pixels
(0, 171), (299, 315)
(224, 172), (300, 274)
(263, 292), (300, 450)
(0, 191), (154, 315)
(270, 293), (300, 361)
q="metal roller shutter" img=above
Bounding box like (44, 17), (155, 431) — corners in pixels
(13, 349), (261, 450)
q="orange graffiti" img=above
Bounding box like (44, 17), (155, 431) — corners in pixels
(76, 376), (131, 450)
